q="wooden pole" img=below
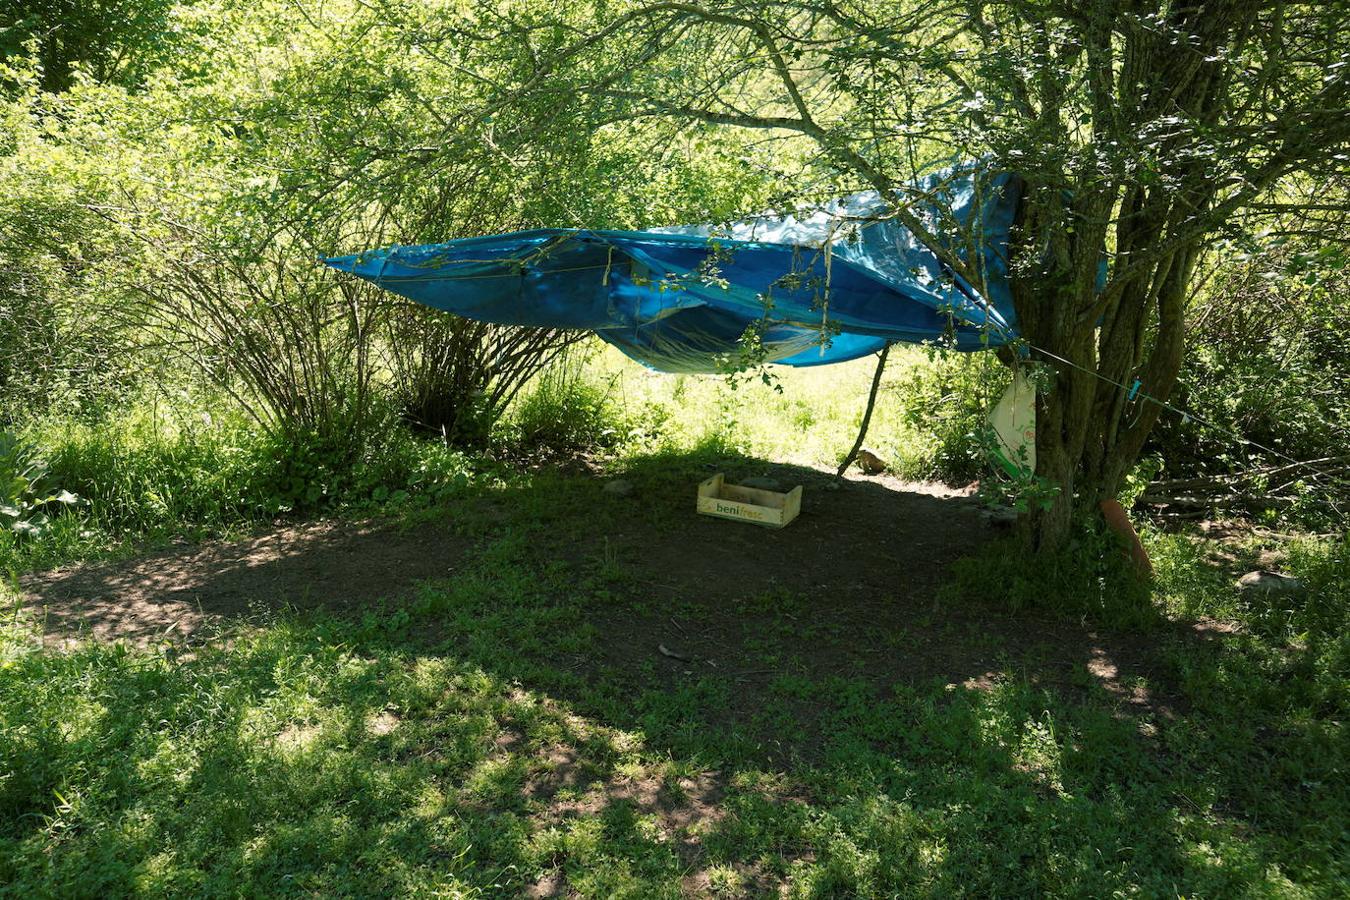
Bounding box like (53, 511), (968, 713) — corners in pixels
(837, 342), (892, 477)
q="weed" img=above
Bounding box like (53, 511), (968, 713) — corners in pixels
(0, 349), (1345, 896)
(946, 524), (1160, 630)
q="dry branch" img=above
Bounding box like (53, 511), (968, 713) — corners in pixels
(1138, 456), (1349, 516)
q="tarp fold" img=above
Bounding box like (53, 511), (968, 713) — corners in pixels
(325, 166), (1022, 373)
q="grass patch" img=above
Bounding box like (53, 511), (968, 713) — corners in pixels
(2, 351), (1345, 896)
(946, 528), (1160, 630)
(1, 403), (490, 576)
(2, 461), (1346, 896)
(572, 343), (1002, 480)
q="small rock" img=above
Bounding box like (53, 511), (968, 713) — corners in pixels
(740, 476), (783, 491)
(856, 448), (887, 475)
(602, 479), (635, 497)
(822, 479), (842, 491)
(1237, 570), (1304, 595)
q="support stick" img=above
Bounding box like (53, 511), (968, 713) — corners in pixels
(837, 343), (892, 477)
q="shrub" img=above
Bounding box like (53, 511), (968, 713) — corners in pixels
(886, 348), (1008, 483)
(501, 348), (628, 458)
(381, 303), (578, 444)
(128, 234), (384, 462)
(0, 430), (82, 539)
(0, 132), (142, 425)
(1147, 237), (1350, 526)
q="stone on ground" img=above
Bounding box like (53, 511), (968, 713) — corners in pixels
(1236, 570), (1304, 595)
(856, 448), (887, 475)
(603, 479), (635, 497)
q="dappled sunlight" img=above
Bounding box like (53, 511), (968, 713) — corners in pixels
(1083, 643), (1167, 718)
(21, 518), (474, 648)
(2, 590), (1339, 896)
(5, 451), (1345, 895)
(365, 709), (400, 736)
(3, 0), (1345, 891)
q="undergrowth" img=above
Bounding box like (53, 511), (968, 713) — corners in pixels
(1, 344), (1346, 895)
(0, 405), (487, 574)
(945, 525), (1159, 630)
(1, 475), (1346, 896)
(1, 343), (1001, 575)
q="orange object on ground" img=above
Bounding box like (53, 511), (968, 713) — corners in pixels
(1100, 498), (1152, 577)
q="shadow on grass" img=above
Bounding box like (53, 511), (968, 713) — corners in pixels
(22, 518), (479, 648)
(6, 448), (1344, 895)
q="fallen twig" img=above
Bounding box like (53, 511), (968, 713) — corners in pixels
(657, 643), (689, 661)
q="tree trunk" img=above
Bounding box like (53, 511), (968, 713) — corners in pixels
(836, 342), (891, 477)
(1011, 243), (1196, 553)
(1016, 288), (1103, 552)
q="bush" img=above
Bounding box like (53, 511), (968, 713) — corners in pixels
(0, 430), (82, 539)
(1147, 236), (1350, 526)
(381, 303), (578, 444)
(128, 231), (385, 463)
(886, 348), (1008, 483)
(500, 348), (629, 458)
(0, 130), (142, 424)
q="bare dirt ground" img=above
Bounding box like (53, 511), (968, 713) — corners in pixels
(19, 464), (1199, 734)
(22, 519), (473, 648)
(569, 466), (1188, 731)
(22, 467), (984, 650)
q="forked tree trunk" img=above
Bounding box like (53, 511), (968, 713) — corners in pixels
(985, 0), (1249, 554)
(1011, 236), (1196, 553)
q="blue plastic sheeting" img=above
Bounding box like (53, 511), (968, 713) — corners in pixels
(324, 167), (1022, 373)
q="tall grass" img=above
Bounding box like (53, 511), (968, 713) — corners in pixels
(2, 394), (486, 573)
(498, 347), (630, 458)
(551, 341), (1003, 479)
(36, 406), (269, 536)
(1, 343), (1012, 574)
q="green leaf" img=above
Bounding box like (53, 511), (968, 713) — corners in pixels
(11, 518), (42, 537)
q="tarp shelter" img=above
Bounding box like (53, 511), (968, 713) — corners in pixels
(324, 167), (1023, 373)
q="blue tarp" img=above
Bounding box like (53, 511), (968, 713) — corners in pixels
(325, 167), (1022, 373)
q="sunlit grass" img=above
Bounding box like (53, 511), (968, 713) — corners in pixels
(3, 528), (1345, 895)
(2, 345), (1346, 895)
(572, 342), (1002, 479)
(3, 448), (1347, 895)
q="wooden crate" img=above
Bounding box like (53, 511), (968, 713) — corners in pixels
(696, 473), (802, 528)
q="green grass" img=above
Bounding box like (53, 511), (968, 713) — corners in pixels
(2, 341), (991, 577)
(1, 399), (488, 575)
(1, 351), (1346, 896)
(578, 343), (1002, 481)
(2, 458), (1347, 896)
